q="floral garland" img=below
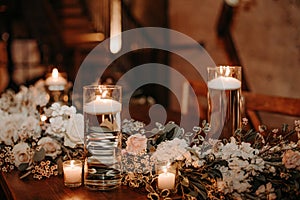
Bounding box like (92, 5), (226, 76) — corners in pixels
(121, 119), (300, 200)
(1, 81), (300, 199)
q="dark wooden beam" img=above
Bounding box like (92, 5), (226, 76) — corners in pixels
(216, 2), (249, 91)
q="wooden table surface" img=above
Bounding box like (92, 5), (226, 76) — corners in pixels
(0, 105), (197, 200)
(0, 171), (147, 200)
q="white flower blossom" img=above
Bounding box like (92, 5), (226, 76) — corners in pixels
(46, 116), (67, 137)
(65, 113), (84, 148)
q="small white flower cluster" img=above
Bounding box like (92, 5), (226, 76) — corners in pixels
(122, 119), (145, 134)
(215, 137), (265, 195)
(151, 138), (191, 163)
(0, 80), (49, 115)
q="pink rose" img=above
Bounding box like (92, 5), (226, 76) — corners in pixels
(126, 134), (147, 155)
(282, 150), (300, 170)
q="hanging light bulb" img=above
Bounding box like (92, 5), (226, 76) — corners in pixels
(110, 0), (122, 54)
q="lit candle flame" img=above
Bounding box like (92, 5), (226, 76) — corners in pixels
(96, 95), (101, 101)
(70, 160), (75, 167)
(102, 90), (108, 98)
(225, 66), (231, 76)
(40, 115), (47, 122)
(162, 166), (167, 174)
(52, 68), (59, 79)
(98, 86), (108, 98)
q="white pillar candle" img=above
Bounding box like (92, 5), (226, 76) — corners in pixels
(158, 167), (175, 190)
(63, 160), (82, 187)
(84, 95), (122, 115)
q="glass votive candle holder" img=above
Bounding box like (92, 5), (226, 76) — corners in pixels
(63, 160), (82, 187)
(156, 161), (177, 190)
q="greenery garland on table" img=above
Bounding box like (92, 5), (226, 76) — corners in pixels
(121, 119), (300, 200)
(1, 81), (300, 199)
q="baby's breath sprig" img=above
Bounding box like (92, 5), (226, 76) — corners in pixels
(0, 146), (15, 173)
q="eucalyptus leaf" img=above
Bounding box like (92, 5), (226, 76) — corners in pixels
(165, 127), (175, 140)
(190, 180), (206, 193)
(155, 134), (166, 146)
(207, 168), (222, 179)
(18, 163), (29, 171)
(187, 191), (198, 197)
(33, 147), (45, 162)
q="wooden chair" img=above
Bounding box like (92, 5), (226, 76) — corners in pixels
(189, 80), (300, 130)
(242, 92), (300, 129)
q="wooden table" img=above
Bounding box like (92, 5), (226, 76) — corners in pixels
(0, 171), (147, 200)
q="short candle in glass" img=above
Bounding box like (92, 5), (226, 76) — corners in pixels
(157, 163), (176, 190)
(63, 160), (82, 187)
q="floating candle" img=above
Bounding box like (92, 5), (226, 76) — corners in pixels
(207, 76), (241, 90)
(45, 68), (67, 87)
(84, 95), (122, 115)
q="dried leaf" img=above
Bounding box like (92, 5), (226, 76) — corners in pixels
(181, 176), (189, 187)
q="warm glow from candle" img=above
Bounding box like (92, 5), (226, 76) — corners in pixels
(220, 66), (231, 77)
(63, 160), (82, 187)
(225, 66), (230, 76)
(52, 68), (59, 79)
(40, 115), (47, 122)
(98, 87), (109, 98)
(158, 164), (175, 190)
(70, 160), (75, 167)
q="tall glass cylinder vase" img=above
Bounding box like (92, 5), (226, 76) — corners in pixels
(83, 85), (122, 190)
(207, 66), (242, 139)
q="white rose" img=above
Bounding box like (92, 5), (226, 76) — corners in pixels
(65, 114), (84, 148)
(38, 137), (62, 159)
(12, 142), (33, 167)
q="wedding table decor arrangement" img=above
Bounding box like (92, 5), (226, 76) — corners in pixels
(1, 81), (300, 200)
